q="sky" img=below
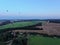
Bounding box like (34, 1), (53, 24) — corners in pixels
(0, 0), (60, 19)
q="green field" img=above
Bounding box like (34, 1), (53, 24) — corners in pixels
(28, 35), (60, 45)
(0, 21), (41, 30)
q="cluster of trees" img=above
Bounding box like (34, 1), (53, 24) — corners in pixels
(11, 32), (28, 45)
(0, 31), (28, 45)
(12, 36), (28, 45)
(0, 31), (14, 42)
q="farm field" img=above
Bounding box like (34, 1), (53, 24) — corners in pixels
(0, 20), (60, 45)
(28, 35), (60, 45)
(0, 21), (41, 30)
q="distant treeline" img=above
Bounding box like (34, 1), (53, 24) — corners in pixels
(0, 19), (42, 26)
(45, 19), (60, 23)
(0, 19), (60, 26)
(49, 20), (60, 23)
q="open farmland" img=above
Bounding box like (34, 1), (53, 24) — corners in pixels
(0, 20), (60, 36)
(0, 20), (60, 45)
(11, 21), (60, 36)
(28, 35), (60, 45)
(43, 22), (60, 35)
(0, 21), (42, 31)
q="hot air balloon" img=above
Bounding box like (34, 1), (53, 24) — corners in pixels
(6, 10), (8, 12)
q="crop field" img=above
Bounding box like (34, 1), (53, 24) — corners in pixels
(28, 35), (60, 45)
(0, 21), (41, 30)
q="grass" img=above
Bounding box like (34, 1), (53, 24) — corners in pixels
(28, 35), (60, 45)
(0, 21), (41, 30)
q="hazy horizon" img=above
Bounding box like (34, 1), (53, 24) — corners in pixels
(0, 0), (60, 19)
